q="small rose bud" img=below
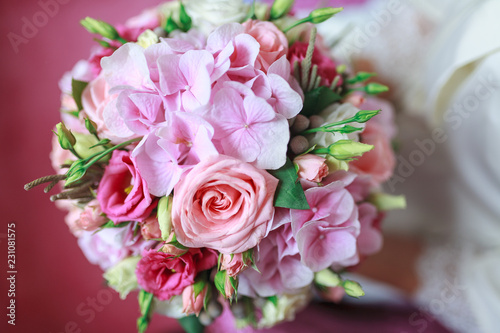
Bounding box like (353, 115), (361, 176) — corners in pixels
(309, 115), (325, 129)
(77, 199), (107, 231)
(141, 217), (162, 240)
(294, 154), (329, 182)
(291, 114), (310, 133)
(290, 135), (310, 155)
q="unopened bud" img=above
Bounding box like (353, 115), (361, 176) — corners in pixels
(364, 82), (389, 95)
(157, 195), (173, 240)
(310, 7), (343, 24)
(81, 17), (120, 40)
(290, 135), (309, 155)
(327, 140), (373, 161)
(315, 269), (341, 287)
(55, 122), (76, 150)
(270, 0), (295, 20)
(342, 280), (365, 298)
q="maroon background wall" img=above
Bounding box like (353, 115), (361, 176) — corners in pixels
(0, 1), (368, 333)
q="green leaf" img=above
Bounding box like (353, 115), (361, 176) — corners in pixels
(179, 2), (192, 31)
(301, 86), (341, 117)
(267, 295), (278, 308)
(346, 71), (376, 85)
(268, 158), (310, 210)
(178, 315), (205, 333)
(72, 79), (89, 111)
(101, 220), (130, 229)
(193, 278), (207, 299)
(164, 15), (180, 34)
(166, 234), (189, 250)
(137, 290), (154, 333)
(214, 270), (227, 298)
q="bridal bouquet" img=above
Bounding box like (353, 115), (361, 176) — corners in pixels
(26, 0), (405, 331)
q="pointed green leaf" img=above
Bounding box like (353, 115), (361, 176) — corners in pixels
(178, 315), (205, 333)
(214, 270), (227, 298)
(268, 158), (310, 210)
(301, 86), (342, 117)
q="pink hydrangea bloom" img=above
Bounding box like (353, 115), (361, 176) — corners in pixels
(239, 223), (313, 297)
(203, 85), (289, 170)
(97, 150), (156, 223)
(78, 222), (155, 270)
(357, 203), (383, 257)
(136, 248), (217, 301)
(291, 171), (361, 272)
(132, 112), (218, 196)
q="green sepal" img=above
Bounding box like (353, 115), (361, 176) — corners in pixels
(179, 2), (192, 31)
(268, 158), (310, 210)
(71, 79), (89, 111)
(164, 15), (180, 34)
(193, 278), (207, 299)
(267, 295), (278, 308)
(346, 72), (376, 85)
(214, 270), (227, 298)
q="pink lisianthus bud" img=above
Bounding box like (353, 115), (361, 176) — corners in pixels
(321, 286), (345, 303)
(293, 154), (329, 183)
(182, 284), (208, 316)
(77, 199), (108, 231)
(140, 216), (162, 240)
(220, 253), (250, 277)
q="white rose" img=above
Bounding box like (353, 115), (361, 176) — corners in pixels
(184, 0), (250, 35)
(309, 102), (364, 148)
(258, 288), (312, 329)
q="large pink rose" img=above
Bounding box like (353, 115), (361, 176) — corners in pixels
(243, 20), (288, 73)
(136, 248), (217, 301)
(97, 150), (156, 223)
(172, 155), (278, 254)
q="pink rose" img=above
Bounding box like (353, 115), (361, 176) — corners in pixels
(77, 199), (108, 231)
(81, 73), (124, 144)
(293, 154), (329, 183)
(220, 253), (250, 277)
(349, 121), (396, 184)
(140, 216), (162, 240)
(172, 155), (278, 254)
(97, 150), (156, 223)
(243, 20), (288, 73)
(136, 248), (217, 301)
(288, 41), (340, 87)
(182, 284), (208, 316)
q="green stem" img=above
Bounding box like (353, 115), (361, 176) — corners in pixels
(117, 36), (128, 44)
(283, 17), (310, 33)
(312, 148), (329, 155)
(83, 137), (141, 169)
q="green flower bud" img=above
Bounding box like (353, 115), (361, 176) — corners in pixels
(353, 109), (380, 123)
(365, 82), (389, 95)
(104, 256), (141, 299)
(81, 17), (120, 40)
(342, 280), (365, 298)
(309, 7), (343, 24)
(55, 122), (76, 150)
(157, 195), (173, 240)
(84, 118), (98, 137)
(346, 71), (376, 84)
(327, 140), (373, 161)
(73, 132), (107, 160)
(369, 193), (407, 211)
(65, 160), (87, 185)
(315, 269), (341, 287)
(270, 0), (295, 20)
(137, 29), (159, 49)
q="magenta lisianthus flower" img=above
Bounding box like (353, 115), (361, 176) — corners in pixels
(97, 150), (156, 223)
(171, 155), (278, 254)
(239, 223), (313, 298)
(136, 248), (217, 301)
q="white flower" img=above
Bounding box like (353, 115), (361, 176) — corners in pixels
(310, 102), (364, 148)
(184, 0), (250, 35)
(104, 256), (141, 299)
(154, 296), (186, 319)
(258, 288), (312, 329)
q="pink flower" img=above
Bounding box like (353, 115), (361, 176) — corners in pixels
(288, 42), (340, 87)
(293, 154), (329, 183)
(349, 121), (396, 184)
(97, 150), (156, 223)
(77, 199), (108, 231)
(132, 112), (219, 196)
(291, 171), (361, 271)
(158, 50), (216, 111)
(239, 223), (313, 297)
(140, 216), (162, 240)
(172, 155), (278, 254)
(204, 85), (289, 170)
(78, 222), (155, 270)
(321, 286), (345, 303)
(242, 20), (288, 73)
(136, 248), (217, 301)
(220, 253), (250, 277)
(357, 203), (383, 257)
(182, 284), (208, 316)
